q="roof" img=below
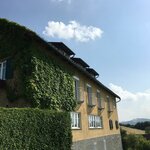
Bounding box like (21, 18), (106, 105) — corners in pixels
(71, 58), (89, 68)
(86, 68), (99, 77)
(49, 42), (75, 57)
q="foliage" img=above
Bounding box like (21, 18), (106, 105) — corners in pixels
(121, 129), (150, 150)
(145, 126), (150, 134)
(0, 108), (72, 150)
(0, 18), (76, 111)
(120, 121), (150, 131)
(22, 47), (76, 110)
(134, 122), (150, 131)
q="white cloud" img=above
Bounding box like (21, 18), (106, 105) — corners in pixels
(43, 21), (103, 42)
(51, 0), (72, 4)
(109, 83), (150, 121)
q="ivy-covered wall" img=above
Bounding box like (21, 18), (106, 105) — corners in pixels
(0, 18), (76, 111)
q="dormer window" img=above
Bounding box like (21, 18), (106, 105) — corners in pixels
(0, 61), (7, 80)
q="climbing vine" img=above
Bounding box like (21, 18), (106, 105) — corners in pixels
(0, 18), (76, 111)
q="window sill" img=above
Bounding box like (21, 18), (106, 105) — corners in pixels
(88, 104), (96, 107)
(71, 127), (81, 130)
(77, 100), (84, 104)
(89, 127), (103, 130)
(108, 110), (113, 113)
(98, 107), (104, 110)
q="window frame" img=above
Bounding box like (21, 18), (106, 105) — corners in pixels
(113, 98), (116, 109)
(73, 76), (81, 102)
(88, 115), (103, 129)
(115, 120), (119, 129)
(109, 119), (113, 130)
(87, 84), (94, 106)
(97, 90), (104, 110)
(71, 112), (81, 129)
(0, 60), (7, 80)
(107, 96), (113, 112)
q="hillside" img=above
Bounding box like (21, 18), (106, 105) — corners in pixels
(121, 125), (145, 135)
(121, 118), (150, 125)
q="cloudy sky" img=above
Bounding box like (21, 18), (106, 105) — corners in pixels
(1, 0), (150, 121)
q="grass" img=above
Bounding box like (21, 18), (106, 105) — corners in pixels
(120, 125), (145, 135)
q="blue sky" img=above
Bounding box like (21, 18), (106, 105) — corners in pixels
(1, 0), (150, 121)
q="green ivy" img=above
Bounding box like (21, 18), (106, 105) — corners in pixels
(0, 108), (72, 150)
(0, 18), (76, 111)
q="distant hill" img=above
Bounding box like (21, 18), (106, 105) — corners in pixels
(121, 118), (150, 125)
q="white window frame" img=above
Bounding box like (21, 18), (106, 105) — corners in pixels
(0, 60), (6, 80)
(71, 112), (81, 129)
(88, 115), (102, 128)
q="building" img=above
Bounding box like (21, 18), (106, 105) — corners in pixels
(0, 19), (122, 150)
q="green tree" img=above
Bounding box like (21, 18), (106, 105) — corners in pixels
(121, 128), (150, 150)
(145, 126), (150, 134)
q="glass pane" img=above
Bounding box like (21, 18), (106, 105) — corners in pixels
(77, 114), (79, 127)
(75, 79), (80, 101)
(87, 86), (92, 105)
(97, 117), (100, 127)
(94, 116), (96, 127)
(97, 92), (101, 108)
(1, 61), (6, 80)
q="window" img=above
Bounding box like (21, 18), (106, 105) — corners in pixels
(109, 119), (113, 130)
(97, 90), (104, 110)
(74, 77), (80, 101)
(107, 96), (113, 112)
(0, 61), (6, 80)
(115, 120), (119, 129)
(74, 77), (80, 100)
(113, 99), (116, 109)
(87, 84), (93, 106)
(88, 115), (102, 128)
(71, 112), (80, 129)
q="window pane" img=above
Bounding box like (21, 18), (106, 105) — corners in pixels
(74, 79), (80, 101)
(97, 92), (101, 108)
(0, 61), (7, 80)
(113, 99), (116, 109)
(87, 86), (92, 105)
(109, 119), (113, 130)
(77, 113), (80, 127)
(2, 61), (6, 80)
(96, 117), (100, 127)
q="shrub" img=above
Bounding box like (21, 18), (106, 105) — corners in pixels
(121, 128), (150, 150)
(145, 126), (150, 134)
(0, 108), (72, 150)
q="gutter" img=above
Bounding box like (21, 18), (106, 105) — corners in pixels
(116, 98), (121, 103)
